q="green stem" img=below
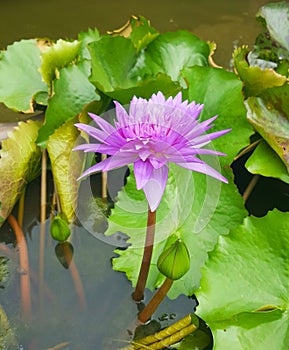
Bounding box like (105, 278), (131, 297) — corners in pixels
(132, 207), (156, 302)
(138, 278), (173, 324)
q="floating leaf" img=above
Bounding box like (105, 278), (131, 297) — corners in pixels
(133, 30), (210, 86)
(104, 73), (180, 105)
(245, 140), (289, 184)
(246, 96), (289, 172)
(40, 39), (81, 86)
(0, 120), (42, 223)
(89, 31), (209, 103)
(128, 16), (159, 51)
(233, 46), (286, 97)
(182, 66), (253, 161)
(46, 117), (85, 223)
(107, 16), (159, 52)
(89, 35), (138, 92)
(37, 63), (100, 146)
(78, 28), (100, 61)
(0, 39), (48, 112)
(196, 210), (289, 350)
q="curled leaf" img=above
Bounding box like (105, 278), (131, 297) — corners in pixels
(233, 46), (286, 97)
(0, 120), (42, 223)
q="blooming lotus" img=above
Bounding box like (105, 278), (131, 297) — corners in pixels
(74, 92), (230, 211)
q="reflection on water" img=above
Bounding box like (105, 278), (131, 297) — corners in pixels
(0, 178), (194, 349)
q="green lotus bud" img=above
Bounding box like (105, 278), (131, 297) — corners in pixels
(157, 239), (190, 280)
(50, 215), (71, 242)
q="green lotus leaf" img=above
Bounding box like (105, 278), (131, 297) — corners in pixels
(46, 117), (85, 223)
(78, 28), (100, 61)
(245, 140), (289, 184)
(40, 39), (81, 86)
(246, 96), (289, 172)
(0, 120), (42, 223)
(133, 30), (210, 86)
(182, 66), (253, 162)
(128, 16), (159, 52)
(104, 73), (180, 105)
(196, 210), (289, 350)
(37, 63), (100, 147)
(233, 46), (286, 97)
(89, 35), (138, 92)
(0, 39), (48, 113)
(89, 30), (209, 103)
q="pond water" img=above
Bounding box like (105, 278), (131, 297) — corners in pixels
(0, 0), (281, 349)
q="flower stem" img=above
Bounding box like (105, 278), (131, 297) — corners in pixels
(138, 277), (173, 323)
(133, 207), (156, 302)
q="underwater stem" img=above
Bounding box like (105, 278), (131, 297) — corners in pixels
(138, 278), (173, 324)
(133, 207), (156, 302)
(8, 214), (31, 320)
(40, 148), (47, 223)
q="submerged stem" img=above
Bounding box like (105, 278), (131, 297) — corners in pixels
(40, 148), (47, 223)
(133, 207), (156, 302)
(8, 215), (31, 321)
(138, 278), (173, 324)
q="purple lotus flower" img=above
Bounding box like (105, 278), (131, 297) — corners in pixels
(74, 92), (230, 211)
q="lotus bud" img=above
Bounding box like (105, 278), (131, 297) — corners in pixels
(157, 239), (190, 280)
(50, 215), (71, 242)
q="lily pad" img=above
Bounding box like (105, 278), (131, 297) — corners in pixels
(182, 66), (253, 162)
(0, 39), (48, 113)
(37, 63), (100, 147)
(89, 30), (210, 103)
(245, 140), (289, 184)
(196, 210), (289, 350)
(40, 39), (81, 87)
(0, 120), (42, 223)
(133, 30), (210, 86)
(128, 16), (159, 52)
(89, 35), (138, 93)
